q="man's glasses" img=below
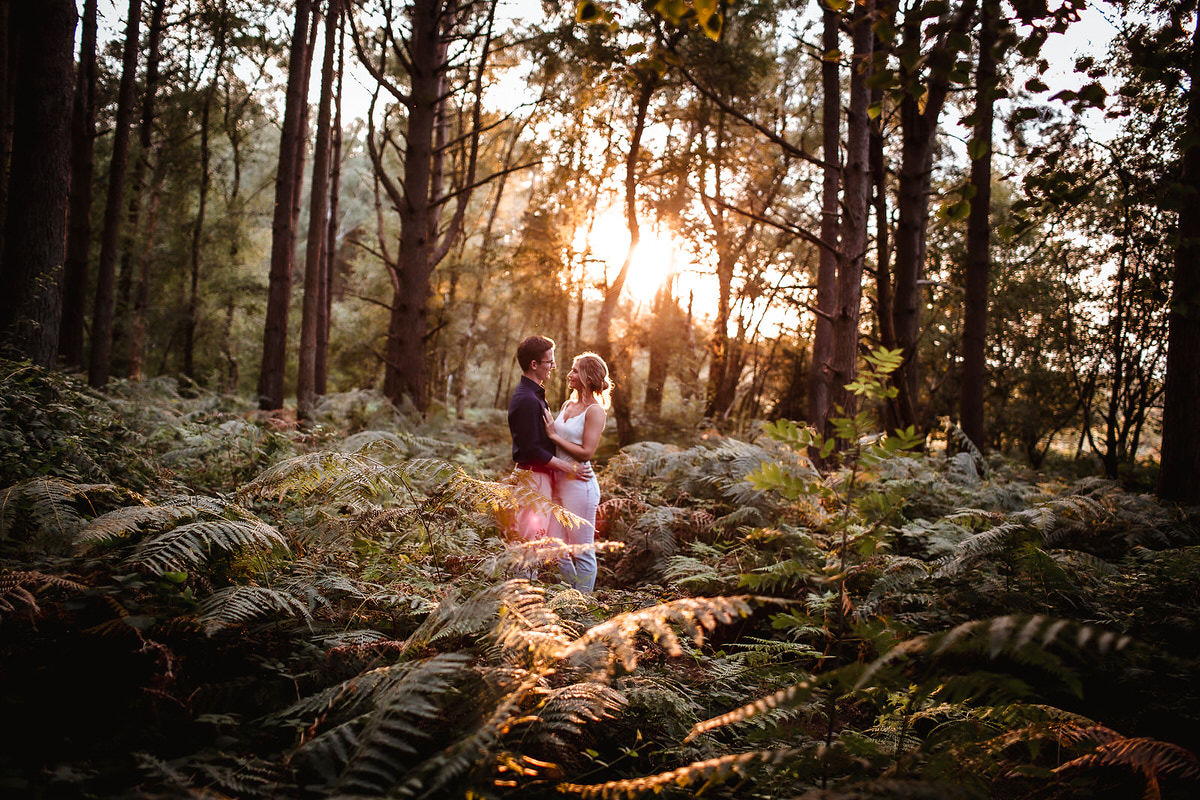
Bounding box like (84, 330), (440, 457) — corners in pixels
(536, 359), (556, 367)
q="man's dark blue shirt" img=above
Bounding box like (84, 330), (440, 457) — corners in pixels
(508, 375), (555, 466)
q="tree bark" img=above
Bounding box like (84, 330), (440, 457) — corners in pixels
(59, 0), (97, 369)
(0, 0), (15, 263)
(959, 0), (997, 448)
(316, 8), (345, 397)
(807, 2), (841, 437)
(890, 0), (978, 430)
(1158, 8), (1200, 503)
(87, 0), (142, 386)
(115, 0), (166, 370)
(828, 0), (875, 425)
(127, 157), (167, 380)
(298, 0), (339, 420)
(257, 0), (313, 409)
(0, 0), (75, 366)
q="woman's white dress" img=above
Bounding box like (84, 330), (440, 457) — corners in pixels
(551, 405), (600, 592)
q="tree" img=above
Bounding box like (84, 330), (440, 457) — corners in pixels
(889, 0), (978, 431)
(353, 0), (504, 412)
(0, 0), (76, 366)
(807, 1), (841, 439)
(258, 0), (315, 410)
(59, 0), (99, 369)
(298, 0), (341, 419)
(88, 0), (143, 387)
(828, 0), (875, 425)
(959, 0), (1000, 447)
(1159, 6), (1200, 502)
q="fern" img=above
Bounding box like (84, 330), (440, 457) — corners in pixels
(558, 748), (797, 799)
(0, 569), (86, 620)
(0, 478), (133, 544)
(560, 595), (761, 672)
(197, 585), (314, 634)
(130, 518), (289, 574)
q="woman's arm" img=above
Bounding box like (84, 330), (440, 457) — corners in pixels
(546, 404), (605, 462)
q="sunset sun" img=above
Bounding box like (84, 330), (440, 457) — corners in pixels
(576, 210), (682, 306)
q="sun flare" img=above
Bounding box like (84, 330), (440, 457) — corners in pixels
(575, 211), (681, 307)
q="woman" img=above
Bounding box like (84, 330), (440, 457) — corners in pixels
(543, 352), (610, 592)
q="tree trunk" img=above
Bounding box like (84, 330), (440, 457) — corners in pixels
(807, 2), (841, 436)
(890, 0), (978, 431)
(0, 0), (15, 263)
(316, 9), (345, 397)
(115, 0), (166, 370)
(595, 76), (655, 445)
(960, 0), (997, 449)
(184, 2), (226, 381)
(257, 0), (313, 409)
(127, 157), (167, 380)
(298, 0), (339, 420)
(59, 0), (97, 369)
(87, 0), (142, 387)
(828, 0), (874, 425)
(0, 0), (75, 366)
(1159, 11), (1200, 503)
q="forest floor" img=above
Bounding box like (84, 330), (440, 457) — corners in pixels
(1, 360), (1199, 799)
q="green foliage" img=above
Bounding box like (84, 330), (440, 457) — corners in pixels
(0, 368), (1196, 799)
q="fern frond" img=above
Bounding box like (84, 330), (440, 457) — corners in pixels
(198, 585), (314, 634)
(240, 450), (386, 502)
(130, 518), (288, 574)
(77, 494), (248, 546)
(321, 653), (474, 794)
(405, 670), (544, 798)
(492, 580), (578, 665)
(560, 595), (761, 672)
(0, 478), (131, 541)
(517, 682), (627, 750)
(685, 680), (816, 742)
(557, 748), (797, 799)
(1054, 735), (1200, 783)
(0, 569), (87, 620)
(855, 615), (1131, 693)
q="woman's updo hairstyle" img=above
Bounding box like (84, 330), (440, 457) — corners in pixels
(572, 352), (612, 409)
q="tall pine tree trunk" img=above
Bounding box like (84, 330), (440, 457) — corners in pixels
(88, 0), (142, 387)
(59, 0), (97, 369)
(316, 9), (344, 397)
(828, 0), (874, 424)
(1159, 10), (1200, 503)
(808, 3), (841, 437)
(298, 0), (339, 420)
(960, 0), (997, 449)
(127, 157), (167, 380)
(257, 0), (313, 409)
(0, 0), (75, 366)
(115, 0), (165, 371)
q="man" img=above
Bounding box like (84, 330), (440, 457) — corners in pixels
(507, 335), (590, 542)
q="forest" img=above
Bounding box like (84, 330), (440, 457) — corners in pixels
(1, 0), (1199, 797)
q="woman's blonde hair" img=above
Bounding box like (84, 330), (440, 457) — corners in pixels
(571, 352), (612, 409)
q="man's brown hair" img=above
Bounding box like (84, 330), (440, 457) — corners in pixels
(516, 335), (555, 371)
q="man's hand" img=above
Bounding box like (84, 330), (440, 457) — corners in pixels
(574, 461), (594, 481)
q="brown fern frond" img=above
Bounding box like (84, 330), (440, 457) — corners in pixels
(0, 569), (87, 620)
(557, 748), (796, 799)
(1054, 735), (1200, 782)
(685, 680), (816, 742)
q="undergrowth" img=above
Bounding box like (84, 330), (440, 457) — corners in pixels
(1, 356), (1198, 799)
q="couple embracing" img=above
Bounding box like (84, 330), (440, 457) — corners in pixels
(506, 335), (610, 593)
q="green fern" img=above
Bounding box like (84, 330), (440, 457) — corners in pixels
(197, 584), (314, 633)
(131, 518), (289, 574)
